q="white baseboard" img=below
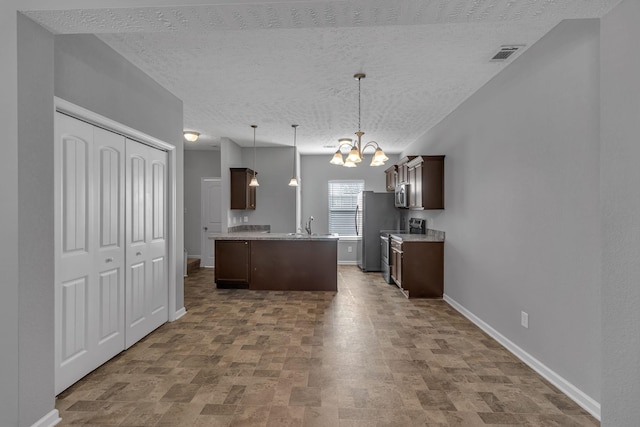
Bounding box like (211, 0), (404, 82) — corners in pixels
(338, 261), (358, 265)
(172, 307), (187, 321)
(31, 409), (61, 427)
(443, 294), (601, 421)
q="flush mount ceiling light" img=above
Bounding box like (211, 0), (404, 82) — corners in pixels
(288, 124), (299, 187)
(183, 131), (200, 142)
(249, 125), (259, 187)
(330, 73), (389, 167)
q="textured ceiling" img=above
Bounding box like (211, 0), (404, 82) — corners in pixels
(25, 0), (620, 153)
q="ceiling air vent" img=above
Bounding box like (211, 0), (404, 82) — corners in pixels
(490, 45), (525, 62)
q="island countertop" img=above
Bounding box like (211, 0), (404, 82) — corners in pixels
(209, 232), (339, 241)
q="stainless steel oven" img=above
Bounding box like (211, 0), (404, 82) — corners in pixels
(380, 218), (426, 285)
(380, 234), (392, 283)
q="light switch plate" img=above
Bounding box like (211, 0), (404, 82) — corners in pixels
(521, 311), (529, 329)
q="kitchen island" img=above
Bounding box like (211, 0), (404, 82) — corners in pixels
(209, 233), (339, 291)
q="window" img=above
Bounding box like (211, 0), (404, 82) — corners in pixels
(328, 180), (364, 236)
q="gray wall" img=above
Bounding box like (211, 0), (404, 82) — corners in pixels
(240, 147), (297, 233)
(4, 21), (185, 426)
(601, 0), (640, 425)
(402, 19), (602, 404)
(184, 150), (221, 257)
(54, 33), (185, 311)
(300, 154), (399, 234)
(2, 3), (19, 424)
(17, 13), (55, 426)
(220, 137), (243, 232)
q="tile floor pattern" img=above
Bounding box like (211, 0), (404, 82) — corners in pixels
(56, 266), (599, 426)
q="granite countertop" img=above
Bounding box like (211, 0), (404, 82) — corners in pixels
(390, 228), (446, 242)
(390, 233), (444, 242)
(209, 232), (339, 241)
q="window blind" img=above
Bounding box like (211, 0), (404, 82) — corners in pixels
(328, 180), (364, 236)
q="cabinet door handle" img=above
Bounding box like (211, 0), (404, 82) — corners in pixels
(136, 251), (142, 256)
(105, 257), (113, 263)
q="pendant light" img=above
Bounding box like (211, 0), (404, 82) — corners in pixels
(249, 125), (259, 187)
(329, 73), (389, 167)
(288, 124), (299, 186)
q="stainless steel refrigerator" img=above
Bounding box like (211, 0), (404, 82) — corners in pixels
(356, 191), (401, 272)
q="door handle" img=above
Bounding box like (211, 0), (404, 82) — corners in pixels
(203, 226), (208, 231)
(136, 252), (142, 256)
(105, 257), (114, 263)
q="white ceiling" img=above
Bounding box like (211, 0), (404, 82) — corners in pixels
(25, 0), (619, 154)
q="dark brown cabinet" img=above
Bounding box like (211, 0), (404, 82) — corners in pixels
(390, 237), (443, 298)
(385, 165), (398, 192)
(395, 156), (415, 184)
(230, 168), (257, 210)
(214, 238), (338, 291)
(214, 240), (250, 286)
(407, 155), (444, 210)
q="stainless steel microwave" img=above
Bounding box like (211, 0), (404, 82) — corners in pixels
(395, 183), (409, 208)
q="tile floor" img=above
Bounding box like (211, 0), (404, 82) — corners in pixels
(56, 266), (599, 426)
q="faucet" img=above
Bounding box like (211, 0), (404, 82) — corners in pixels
(304, 216), (314, 235)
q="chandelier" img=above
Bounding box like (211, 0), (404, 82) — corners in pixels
(330, 73), (388, 167)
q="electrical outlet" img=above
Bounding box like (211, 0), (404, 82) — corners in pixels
(347, 246), (352, 253)
(521, 311), (529, 329)
(244, 216), (248, 223)
(232, 217), (237, 224)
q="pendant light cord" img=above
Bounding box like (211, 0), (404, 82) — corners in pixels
(358, 76), (362, 132)
(292, 125), (297, 175)
(252, 125), (257, 178)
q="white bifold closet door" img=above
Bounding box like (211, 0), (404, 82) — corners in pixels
(54, 112), (168, 394)
(55, 113), (126, 394)
(124, 138), (168, 348)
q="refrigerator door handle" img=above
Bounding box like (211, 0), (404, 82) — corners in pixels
(355, 205), (359, 236)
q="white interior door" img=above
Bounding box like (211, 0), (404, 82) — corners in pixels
(201, 178), (221, 267)
(55, 113), (126, 394)
(125, 139), (168, 348)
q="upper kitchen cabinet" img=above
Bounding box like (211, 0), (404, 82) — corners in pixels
(407, 156), (445, 210)
(385, 165), (398, 192)
(230, 168), (257, 210)
(396, 156), (416, 184)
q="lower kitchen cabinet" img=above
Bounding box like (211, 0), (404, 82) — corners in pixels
(214, 240), (250, 286)
(391, 238), (444, 298)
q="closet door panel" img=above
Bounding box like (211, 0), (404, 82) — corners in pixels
(151, 257), (166, 314)
(92, 127), (126, 360)
(98, 270), (120, 342)
(125, 140), (149, 347)
(148, 150), (168, 323)
(61, 277), (88, 362)
(55, 113), (95, 394)
(125, 139), (167, 348)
